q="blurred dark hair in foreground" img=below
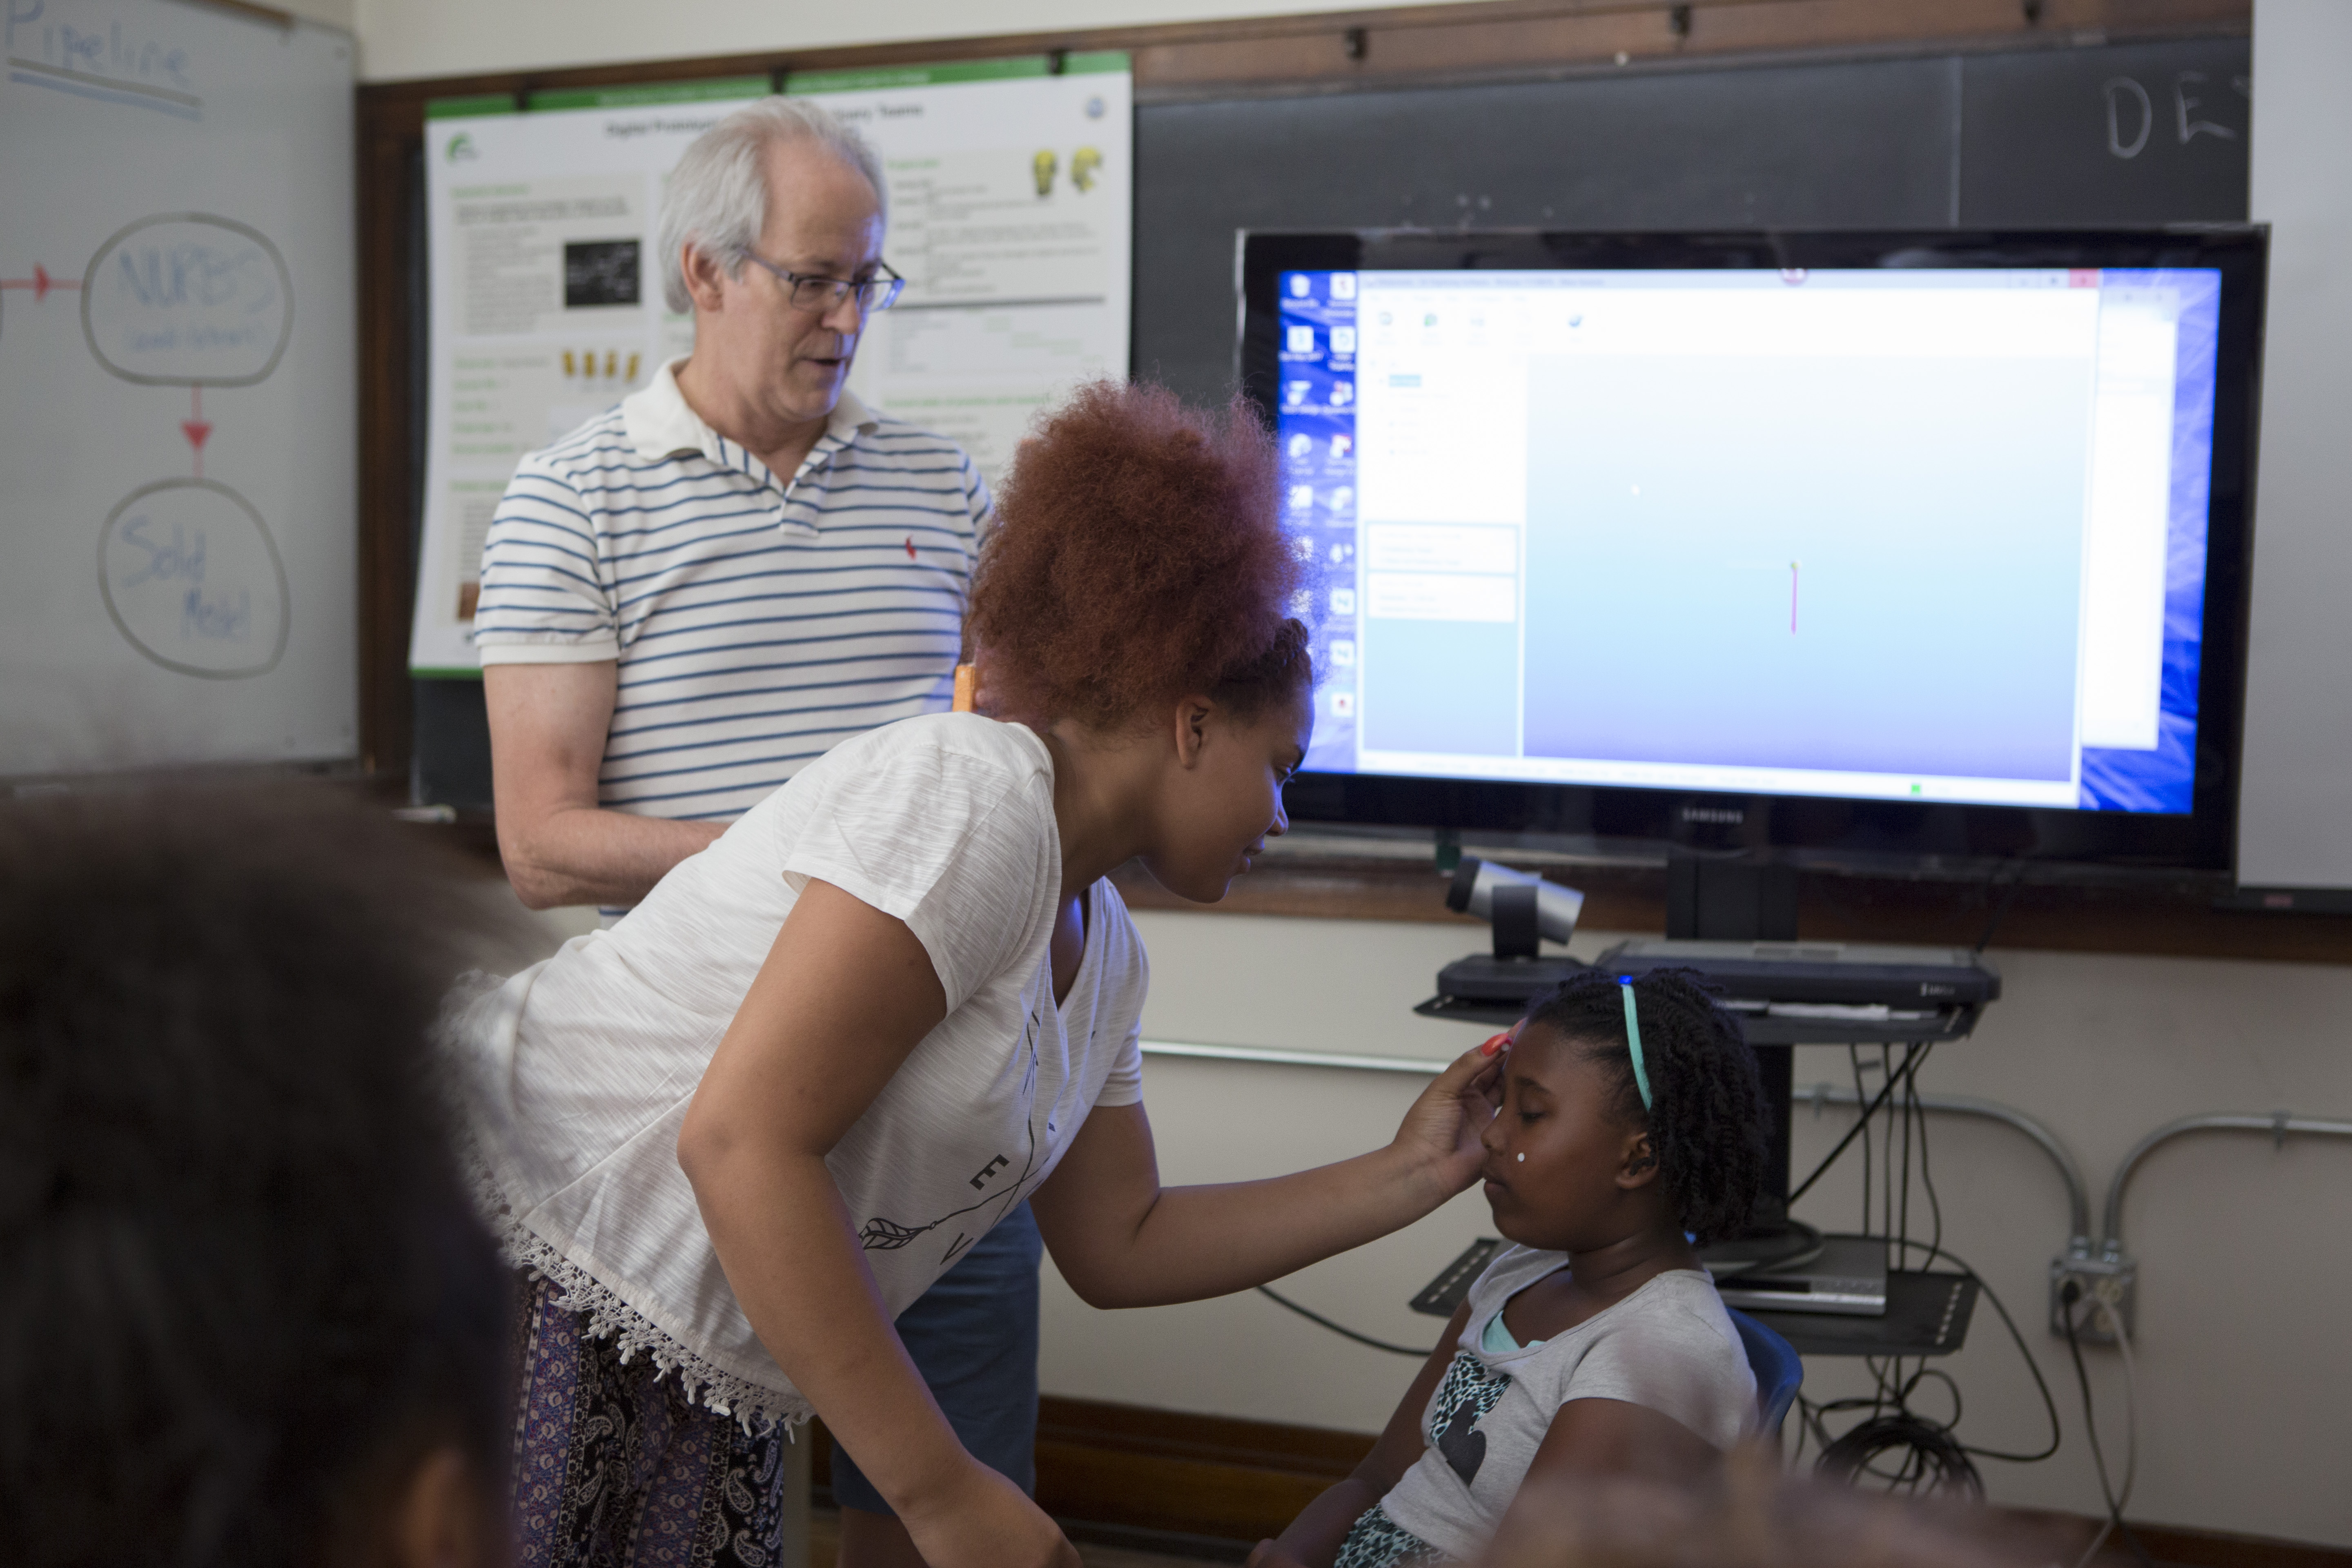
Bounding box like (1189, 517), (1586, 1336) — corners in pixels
(1484, 1443), (2071, 1568)
(0, 782), (521, 1568)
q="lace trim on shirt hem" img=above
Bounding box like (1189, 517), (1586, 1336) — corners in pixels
(463, 1149), (811, 1437)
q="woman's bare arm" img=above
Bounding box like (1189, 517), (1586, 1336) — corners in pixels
(1250, 1300), (1473, 1568)
(1027, 1049), (1500, 1310)
(675, 878), (1074, 1568)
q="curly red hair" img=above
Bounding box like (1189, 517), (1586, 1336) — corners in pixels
(969, 381), (1310, 728)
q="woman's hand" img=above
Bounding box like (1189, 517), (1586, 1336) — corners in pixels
(1246, 1540), (1313, 1568)
(1388, 1042), (1506, 1199)
(900, 1461), (1080, 1568)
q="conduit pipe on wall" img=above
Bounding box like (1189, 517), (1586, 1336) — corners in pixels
(1795, 1080), (2092, 1255)
(2098, 1114), (2352, 1260)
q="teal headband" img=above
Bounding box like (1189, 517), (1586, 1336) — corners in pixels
(1617, 976), (1654, 1113)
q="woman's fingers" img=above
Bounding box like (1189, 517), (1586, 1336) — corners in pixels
(1392, 1042), (1506, 1188)
(1433, 1039), (1503, 1091)
(1446, 1040), (1506, 1118)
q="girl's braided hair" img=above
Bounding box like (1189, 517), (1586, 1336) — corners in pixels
(1525, 968), (1769, 1245)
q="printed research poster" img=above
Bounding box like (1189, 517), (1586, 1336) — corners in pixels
(408, 61), (1132, 677)
(788, 55), (1134, 486)
(408, 79), (764, 675)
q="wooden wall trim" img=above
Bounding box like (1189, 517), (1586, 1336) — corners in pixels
(355, 111), (416, 777)
(809, 1397), (2352, 1564)
(1110, 849), (2352, 965)
(1132, 0), (2245, 97)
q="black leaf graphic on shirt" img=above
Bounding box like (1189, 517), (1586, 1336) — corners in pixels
(854, 985), (1060, 1259)
(859, 1217), (927, 1250)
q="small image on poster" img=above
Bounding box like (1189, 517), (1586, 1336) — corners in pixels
(564, 239), (641, 308)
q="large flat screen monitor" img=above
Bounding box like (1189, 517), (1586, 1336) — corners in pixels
(1239, 229), (2267, 872)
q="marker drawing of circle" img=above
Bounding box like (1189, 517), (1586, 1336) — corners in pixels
(98, 479), (291, 679)
(81, 213), (294, 387)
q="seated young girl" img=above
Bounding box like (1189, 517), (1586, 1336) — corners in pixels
(1253, 969), (1770, 1568)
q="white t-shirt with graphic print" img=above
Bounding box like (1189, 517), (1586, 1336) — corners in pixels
(1373, 1245), (1757, 1560)
(450, 712), (1147, 1428)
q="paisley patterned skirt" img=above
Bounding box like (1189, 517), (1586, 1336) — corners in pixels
(511, 1271), (799, 1567)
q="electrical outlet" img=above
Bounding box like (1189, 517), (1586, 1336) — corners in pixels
(2049, 1253), (2136, 1344)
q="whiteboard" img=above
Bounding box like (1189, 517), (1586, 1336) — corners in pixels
(2238, 0), (2352, 892)
(0, 0), (356, 777)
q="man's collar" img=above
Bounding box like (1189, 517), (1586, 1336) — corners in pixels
(828, 386), (880, 445)
(620, 357), (713, 463)
(622, 355), (880, 466)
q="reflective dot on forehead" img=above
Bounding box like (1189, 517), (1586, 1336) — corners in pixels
(1517, 1152), (1525, 1163)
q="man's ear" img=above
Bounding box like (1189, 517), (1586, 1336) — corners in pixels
(1171, 695), (1215, 769)
(1618, 1131), (1662, 1189)
(680, 241), (731, 314)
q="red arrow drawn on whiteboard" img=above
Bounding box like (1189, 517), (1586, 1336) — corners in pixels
(0, 265), (80, 301)
(183, 386), (212, 477)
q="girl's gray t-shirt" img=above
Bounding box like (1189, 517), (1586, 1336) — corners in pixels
(1376, 1245), (1757, 1559)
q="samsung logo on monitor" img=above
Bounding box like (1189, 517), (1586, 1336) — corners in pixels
(1680, 804), (1746, 826)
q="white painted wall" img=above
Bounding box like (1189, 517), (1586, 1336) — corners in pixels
(1043, 910), (2352, 1548)
(2236, 0), (2352, 891)
(349, 0), (1478, 82)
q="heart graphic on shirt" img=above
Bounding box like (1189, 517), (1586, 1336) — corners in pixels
(1436, 1399), (1486, 1485)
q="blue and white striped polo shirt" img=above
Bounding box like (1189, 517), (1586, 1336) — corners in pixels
(473, 359), (991, 822)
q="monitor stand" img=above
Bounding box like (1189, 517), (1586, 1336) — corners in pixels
(1668, 858), (1813, 1271)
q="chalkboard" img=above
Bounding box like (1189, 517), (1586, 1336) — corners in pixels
(1134, 36), (2249, 406)
(0, 0), (358, 779)
(412, 33), (2250, 811)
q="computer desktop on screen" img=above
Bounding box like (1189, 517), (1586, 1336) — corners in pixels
(1277, 266), (2219, 815)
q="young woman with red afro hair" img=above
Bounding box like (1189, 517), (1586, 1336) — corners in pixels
(445, 381), (1504, 1568)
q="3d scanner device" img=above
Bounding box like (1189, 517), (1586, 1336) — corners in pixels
(1426, 858), (1590, 1017)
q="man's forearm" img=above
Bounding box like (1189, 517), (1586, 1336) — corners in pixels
(500, 805), (726, 909)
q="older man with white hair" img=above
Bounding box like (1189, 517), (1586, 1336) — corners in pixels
(472, 99), (1042, 1568)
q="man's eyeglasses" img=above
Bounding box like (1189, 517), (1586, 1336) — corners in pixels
(739, 253), (906, 314)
